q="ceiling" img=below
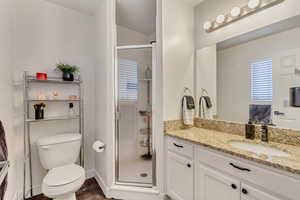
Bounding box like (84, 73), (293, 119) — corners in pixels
(116, 0), (156, 36)
(45, 0), (206, 35)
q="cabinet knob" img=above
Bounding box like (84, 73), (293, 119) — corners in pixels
(242, 188), (248, 195)
(231, 184), (237, 189)
(187, 164), (191, 168)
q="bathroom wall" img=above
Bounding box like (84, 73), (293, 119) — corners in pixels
(14, 0), (96, 196)
(117, 25), (154, 46)
(217, 26), (300, 128)
(195, 0), (300, 48)
(162, 0), (195, 120)
(0, 0), (20, 199)
(94, 0), (111, 194)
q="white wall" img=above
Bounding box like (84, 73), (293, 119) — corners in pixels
(217, 26), (300, 125)
(195, 0), (300, 48)
(0, 0), (19, 199)
(162, 0), (195, 120)
(14, 0), (96, 196)
(94, 0), (112, 194)
(117, 25), (154, 46)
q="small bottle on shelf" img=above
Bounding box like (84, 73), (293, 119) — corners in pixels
(68, 103), (75, 117)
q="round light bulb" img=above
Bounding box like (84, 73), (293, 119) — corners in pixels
(248, 0), (261, 9)
(203, 21), (212, 30)
(230, 7), (241, 17)
(216, 15), (226, 24)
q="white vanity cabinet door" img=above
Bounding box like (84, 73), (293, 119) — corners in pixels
(241, 184), (281, 200)
(167, 151), (194, 200)
(196, 164), (240, 200)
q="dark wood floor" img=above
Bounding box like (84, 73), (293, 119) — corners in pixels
(28, 178), (112, 200)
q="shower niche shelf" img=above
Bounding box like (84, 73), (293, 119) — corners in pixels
(23, 72), (84, 198)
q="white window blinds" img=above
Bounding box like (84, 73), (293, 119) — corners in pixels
(251, 58), (273, 101)
(119, 59), (138, 101)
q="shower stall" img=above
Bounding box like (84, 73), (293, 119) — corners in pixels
(115, 44), (156, 187)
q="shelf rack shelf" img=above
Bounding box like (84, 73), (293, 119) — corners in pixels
(23, 72), (84, 199)
(26, 115), (80, 123)
(27, 75), (81, 84)
(28, 99), (80, 102)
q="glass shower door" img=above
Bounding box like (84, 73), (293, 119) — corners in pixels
(116, 46), (154, 186)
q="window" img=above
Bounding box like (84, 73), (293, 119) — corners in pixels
(119, 59), (138, 101)
(251, 58), (273, 101)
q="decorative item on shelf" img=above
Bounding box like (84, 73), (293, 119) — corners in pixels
(203, 0), (284, 32)
(68, 103), (75, 117)
(36, 73), (48, 80)
(37, 93), (47, 100)
(52, 92), (59, 100)
(68, 95), (78, 100)
(145, 66), (152, 79)
(34, 103), (46, 120)
(56, 63), (79, 81)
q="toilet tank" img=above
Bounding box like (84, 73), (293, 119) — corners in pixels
(37, 133), (82, 170)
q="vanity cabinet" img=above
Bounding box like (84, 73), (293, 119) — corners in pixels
(166, 137), (194, 200)
(196, 164), (240, 200)
(167, 151), (194, 200)
(165, 136), (300, 200)
(241, 184), (280, 200)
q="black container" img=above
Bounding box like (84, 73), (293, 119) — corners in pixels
(290, 87), (300, 107)
(35, 109), (44, 120)
(63, 72), (74, 81)
(245, 120), (255, 140)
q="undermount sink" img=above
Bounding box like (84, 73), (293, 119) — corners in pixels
(229, 141), (290, 157)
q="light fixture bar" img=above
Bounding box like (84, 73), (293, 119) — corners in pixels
(204, 0), (284, 33)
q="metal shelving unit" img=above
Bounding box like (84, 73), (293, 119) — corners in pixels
(23, 72), (84, 199)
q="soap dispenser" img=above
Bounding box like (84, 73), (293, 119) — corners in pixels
(245, 120), (255, 140)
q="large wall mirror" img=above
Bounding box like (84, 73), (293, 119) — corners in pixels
(195, 15), (300, 130)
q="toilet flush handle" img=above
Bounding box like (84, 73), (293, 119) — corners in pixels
(42, 145), (51, 150)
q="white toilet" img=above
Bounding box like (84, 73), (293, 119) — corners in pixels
(37, 133), (85, 200)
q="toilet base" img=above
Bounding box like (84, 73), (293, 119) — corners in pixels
(53, 193), (76, 200)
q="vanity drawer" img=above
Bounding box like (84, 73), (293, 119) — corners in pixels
(196, 146), (300, 200)
(167, 136), (194, 159)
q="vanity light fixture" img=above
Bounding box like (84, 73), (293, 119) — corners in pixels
(230, 7), (242, 17)
(203, 0), (284, 32)
(248, 0), (261, 9)
(203, 21), (212, 30)
(216, 15), (226, 24)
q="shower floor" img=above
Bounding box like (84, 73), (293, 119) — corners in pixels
(118, 155), (152, 184)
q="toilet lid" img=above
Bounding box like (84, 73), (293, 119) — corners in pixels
(44, 164), (84, 187)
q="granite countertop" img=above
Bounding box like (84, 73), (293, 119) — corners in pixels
(166, 127), (300, 175)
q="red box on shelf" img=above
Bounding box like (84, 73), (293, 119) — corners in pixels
(36, 73), (48, 80)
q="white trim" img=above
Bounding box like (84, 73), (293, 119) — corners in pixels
(109, 185), (162, 200)
(94, 170), (111, 198)
(116, 44), (153, 50)
(86, 168), (96, 179)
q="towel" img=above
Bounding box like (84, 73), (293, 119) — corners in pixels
(0, 121), (7, 200)
(199, 96), (213, 119)
(182, 96), (195, 126)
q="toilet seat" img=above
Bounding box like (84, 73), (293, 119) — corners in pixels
(44, 164), (83, 186)
(42, 164), (85, 198)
